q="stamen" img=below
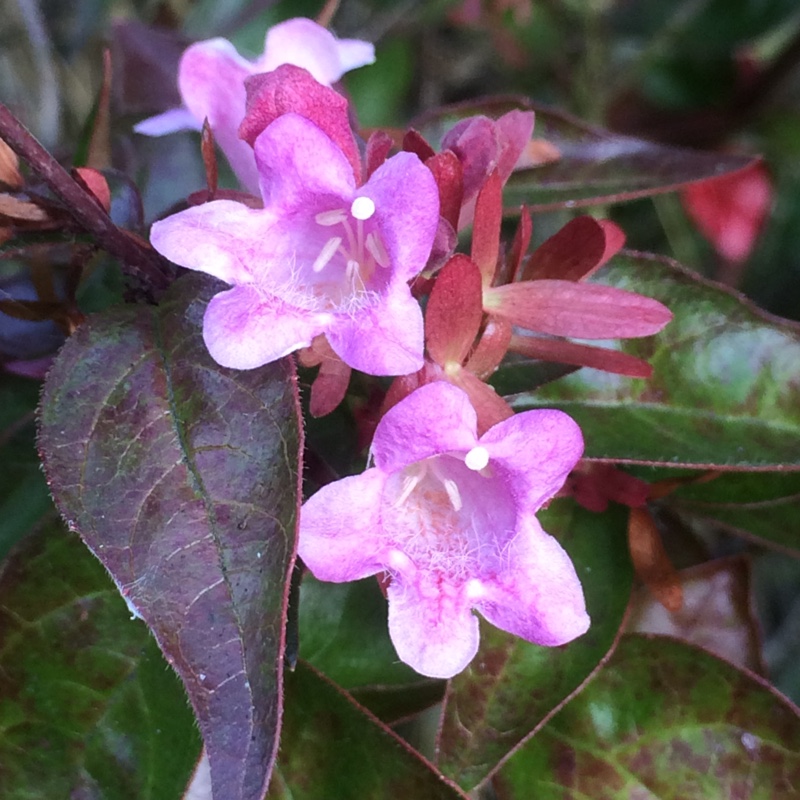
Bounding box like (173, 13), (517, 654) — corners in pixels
(315, 208), (347, 226)
(465, 578), (486, 600)
(312, 236), (342, 273)
(442, 478), (463, 511)
(350, 196), (376, 220)
(365, 232), (390, 268)
(394, 472), (424, 507)
(465, 446), (490, 471)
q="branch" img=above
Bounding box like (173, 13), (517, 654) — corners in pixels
(0, 102), (173, 295)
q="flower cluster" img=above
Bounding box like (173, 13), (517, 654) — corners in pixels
(146, 17), (673, 677)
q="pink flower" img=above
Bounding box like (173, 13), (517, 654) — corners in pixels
(298, 381), (589, 678)
(150, 113), (439, 374)
(134, 18), (375, 192)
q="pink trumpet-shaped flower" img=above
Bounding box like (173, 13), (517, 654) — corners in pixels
(151, 113), (439, 375)
(299, 381), (589, 678)
(134, 17), (375, 192)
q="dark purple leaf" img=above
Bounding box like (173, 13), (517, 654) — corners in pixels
(414, 98), (758, 211)
(38, 273), (302, 800)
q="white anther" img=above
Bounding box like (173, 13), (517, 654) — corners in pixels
(465, 446), (490, 471)
(388, 549), (414, 572)
(365, 231), (390, 268)
(315, 208), (347, 226)
(442, 478), (463, 512)
(311, 236), (342, 272)
(350, 196), (376, 220)
(465, 579), (486, 600)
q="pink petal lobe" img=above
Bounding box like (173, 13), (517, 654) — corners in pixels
(150, 200), (273, 285)
(241, 65), (361, 182)
(299, 470), (388, 582)
(134, 107), (200, 136)
(326, 289), (424, 376)
(253, 113), (355, 210)
(484, 280), (673, 339)
(371, 382), (478, 472)
(178, 39), (259, 193)
(367, 152), (440, 283)
(203, 286), (324, 369)
(259, 18), (375, 84)
(476, 517), (589, 647)
(480, 408), (583, 512)
(387, 576), (479, 678)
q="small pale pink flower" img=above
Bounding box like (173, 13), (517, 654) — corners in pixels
(134, 18), (375, 192)
(299, 381), (589, 679)
(150, 113), (439, 375)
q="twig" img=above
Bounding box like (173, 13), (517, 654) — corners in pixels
(0, 102), (173, 295)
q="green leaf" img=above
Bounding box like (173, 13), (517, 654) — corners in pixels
(667, 471), (800, 556)
(488, 634), (800, 799)
(414, 99), (756, 210)
(0, 519), (201, 797)
(268, 661), (468, 800)
(38, 273), (302, 800)
(0, 375), (52, 559)
(508, 252), (800, 469)
(437, 501), (632, 790)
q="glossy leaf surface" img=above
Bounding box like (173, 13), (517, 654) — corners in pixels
(0, 520), (201, 798)
(38, 274), (302, 800)
(667, 472), (800, 556)
(268, 661), (468, 799)
(437, 501), (633, 790)
(490, 634), (800, 799)
(508, 252), (800, 469)
(414, 99), (756, 211)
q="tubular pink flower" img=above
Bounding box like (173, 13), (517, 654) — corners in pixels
(299, 382), (589, 679)
(134, 18), (375, 192)
(151, 113), (439, 375)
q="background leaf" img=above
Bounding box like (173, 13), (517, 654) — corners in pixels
(414, 99), (756, 210)
(0, 519), (201, 798)
(38, 273), (302, 800)
(436, 501), (633, 790)
(489, 634), (800, 799)
(507, 252), (800, 469)
(0, 375), (52, 558)
(268, 661), (468, 800)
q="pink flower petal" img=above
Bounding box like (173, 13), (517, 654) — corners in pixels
(326, 288), (424, 376)
(371, 381), (478, 472)
(134, 106), (200, 136)
(203, 286), (325, 369)
(367, 151), (440, 282)
(252, 113), (355, 210)
(259, 18), (375, 84)
(475, 517), (589, 646)
(178, 39), (260, 193)
(150, 200), (274, 285)
(299, 470), (388, 582)
(480, 408), (584, 512)
(387, 575), (480, 679)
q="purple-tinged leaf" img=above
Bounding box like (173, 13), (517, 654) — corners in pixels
(436, 501), (632, 790)
(414, 98), (758, 211)
(509, 252), (800, 470)
(629, 556), (765, 674)
(0, 519), (202, 797)
(38, 273), (302, 800)
(489, 634), (800, 799)
(267, 661), (468, 799)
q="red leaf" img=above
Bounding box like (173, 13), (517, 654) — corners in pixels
(471, 169), (502, 286)
(402, 129), (436, 161)
(485, 280), (673, 338)
(508, 205), (532, 282)
(628, 506), (683, 612)
(682, 162), (771, 263)
(426, 254), (483, 367)
(464, 316), (512, 378)
(365, 130), (394, 180)
(73, 167), (111, 213)
(508, 333), (653, 378)
(425, 150), (464, 231)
